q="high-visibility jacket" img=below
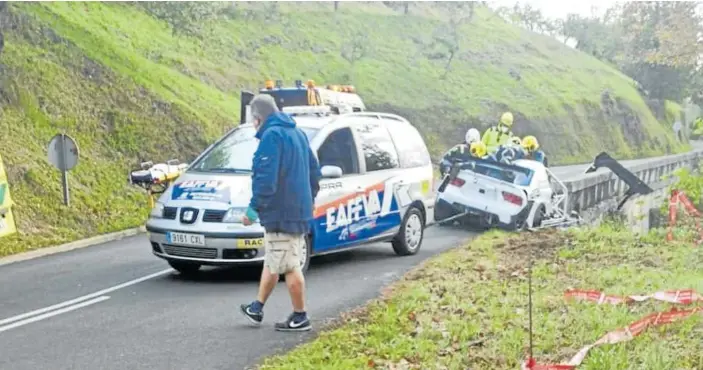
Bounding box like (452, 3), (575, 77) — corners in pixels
(439, 143), (472, 176)
(481, 126), (514, 153)
(443, 143), (472, 162)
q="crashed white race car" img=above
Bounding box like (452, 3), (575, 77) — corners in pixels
(434, 157), (577, 230)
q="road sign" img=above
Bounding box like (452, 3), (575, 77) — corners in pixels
(48, 134), (79, 171)
(48, 133), (80, 206)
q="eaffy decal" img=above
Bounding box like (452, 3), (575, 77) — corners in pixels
(171, 180), (231, 202)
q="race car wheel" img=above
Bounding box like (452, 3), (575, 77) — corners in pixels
(434, 200), (455, 226)
(168, 260), (201, 276)
(532, 205), (546, 228)
(392, 207), (425, 256)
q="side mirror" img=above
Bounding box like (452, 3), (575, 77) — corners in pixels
(321, 165), (343, 179)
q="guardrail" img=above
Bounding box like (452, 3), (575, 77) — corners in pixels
(563, 148), (703, 214)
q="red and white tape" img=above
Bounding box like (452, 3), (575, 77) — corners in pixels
(667, 189), (703, 245)
(564, 289), (702, 305)
(522, 306), (703, 370)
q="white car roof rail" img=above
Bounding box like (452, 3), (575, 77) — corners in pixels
(338, 111), (409, 123)
(282, 105), (333, 116)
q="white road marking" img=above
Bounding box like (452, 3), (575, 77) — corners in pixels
(0, 296), (111, 333)
(0, 268), (172, 326)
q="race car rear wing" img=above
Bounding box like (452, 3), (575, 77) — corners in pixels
(585, 152), (653, 211)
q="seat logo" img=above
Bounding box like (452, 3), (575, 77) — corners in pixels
(183, 210), (194, 222)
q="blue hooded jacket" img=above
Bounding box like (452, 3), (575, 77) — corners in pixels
(249, 112), (322, 234)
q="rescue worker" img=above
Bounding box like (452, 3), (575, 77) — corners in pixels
(508, 136), (523, 148)
(486, 136), (525, 164)
(469, 141), (488, 159)
(522, 135), (548, 166)
(482, 112), (515, 153)
(440, 128), (481, 176)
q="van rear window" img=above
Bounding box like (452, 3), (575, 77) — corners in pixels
(472, 163), (533, 186)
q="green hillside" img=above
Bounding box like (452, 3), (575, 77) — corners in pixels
(0, 2), (688, 255)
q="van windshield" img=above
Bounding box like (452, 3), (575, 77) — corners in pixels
(189, 126), (318, 174)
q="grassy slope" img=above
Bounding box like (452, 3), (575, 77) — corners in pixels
(260, 223), (703, 370)
(0, 2), (688, 255)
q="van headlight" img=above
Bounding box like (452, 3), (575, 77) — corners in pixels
(222, 207), (247, 223)
(150, 202), (165, 218)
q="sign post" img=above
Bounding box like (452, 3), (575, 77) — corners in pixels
(48, 133), (80, 206)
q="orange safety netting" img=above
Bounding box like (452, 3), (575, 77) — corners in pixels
(522, 289), (702, 369)
(667, 189), (703, 245)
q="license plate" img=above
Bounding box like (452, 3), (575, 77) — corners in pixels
(166, 232), (205, 247)
(236, 238), (264, 249)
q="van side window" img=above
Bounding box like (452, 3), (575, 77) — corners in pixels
(317, 128), (360, 175)
(386, 123), (431, 168)
(353, 120), (400, 172)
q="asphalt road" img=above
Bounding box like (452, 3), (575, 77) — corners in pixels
(0, 146), (700, 370)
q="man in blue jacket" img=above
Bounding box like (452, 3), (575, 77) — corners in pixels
(240, 94), (322, 332)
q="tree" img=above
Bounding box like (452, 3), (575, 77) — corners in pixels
(561, 12), (621, 63)
(511, 3), (543, 32)
(382, 1), (412, 15)
(341, 32), (369, 65)
(618, 2), (702, 68)
(615, 2), (703, 101)
(135, 2), (226, 38)
(428, 2), (476, 77)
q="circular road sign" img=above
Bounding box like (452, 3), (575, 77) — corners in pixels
(48, 133), (80, 171)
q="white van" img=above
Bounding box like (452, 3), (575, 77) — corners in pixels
(145, 107), (436, 274)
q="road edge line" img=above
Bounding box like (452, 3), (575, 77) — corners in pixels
(0, 226), (147, 267)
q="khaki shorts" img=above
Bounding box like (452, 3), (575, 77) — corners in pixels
(263, 232), (305, 275)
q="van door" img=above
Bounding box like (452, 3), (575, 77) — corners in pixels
(385, 119), (434, 212)
(347, 117), (405, 241)
(312, 126), (367, 251)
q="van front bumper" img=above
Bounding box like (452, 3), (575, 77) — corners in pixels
(146, 225), (266, 266)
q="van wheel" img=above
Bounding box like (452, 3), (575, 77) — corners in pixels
(300, 234), (312, 273)
(392, 207), (425, 256)
(168, 260), (201, 275)
(279, 235), (312, 280)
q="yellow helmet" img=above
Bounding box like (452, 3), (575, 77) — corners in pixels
(510, 136), (522, 147)
(470, 141), (487, 158)
(522, 135), (539, 151)
(500, 112), (514, 127)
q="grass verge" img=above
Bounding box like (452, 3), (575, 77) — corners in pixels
(259, 222), (702, 370)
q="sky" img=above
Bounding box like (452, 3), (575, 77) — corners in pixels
(487, 0), (620, 20)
